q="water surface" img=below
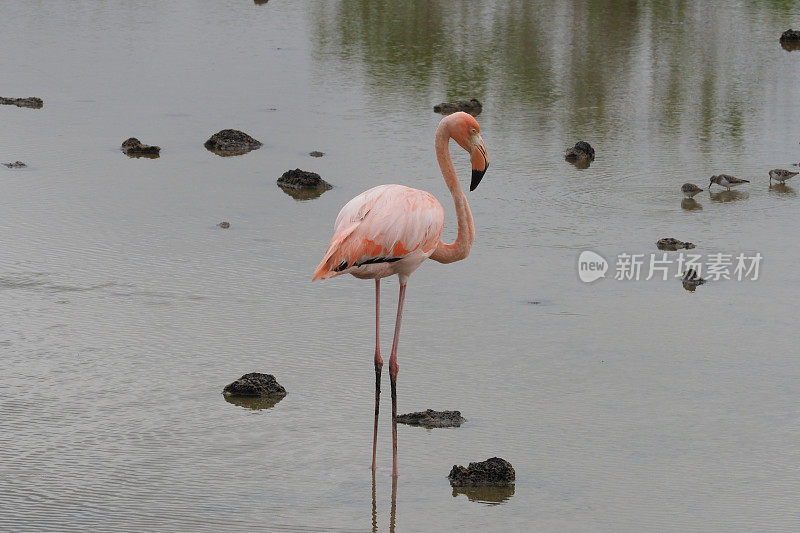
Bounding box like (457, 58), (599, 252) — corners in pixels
(3, 1), (800, 531)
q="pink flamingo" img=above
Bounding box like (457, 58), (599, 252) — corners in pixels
(312, 112), (489, 477)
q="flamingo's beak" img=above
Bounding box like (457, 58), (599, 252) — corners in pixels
(470, 135), (489, 191)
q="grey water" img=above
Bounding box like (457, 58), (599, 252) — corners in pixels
(2, 1), (800, 531)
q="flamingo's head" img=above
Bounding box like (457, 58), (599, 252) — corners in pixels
(450, 112), (489, 191)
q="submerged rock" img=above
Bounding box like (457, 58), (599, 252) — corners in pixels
(3, 161), (27, 168)
(309, 151), (325, 157)
(656, 237), (695, 251)
(204, 129), (263, 156)
(0, 96), (43, 109)
(224, 394), (283, 410)
(121, 137), (161, 158)
(451, 484), (515, 504)
(217, 221), (230, 229)
(396, 409), (465, 428)
(565, 141), (595, 162)
(448, 457), (515, 487)
(278, 187), (328, 201)
(781, 41), (800, 51)
(223, 373), (286, 398)
(433, 98), (482, 116)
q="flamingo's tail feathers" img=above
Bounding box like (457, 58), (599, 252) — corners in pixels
(312, 260), (339, 282)
(312, 223), (359, 282)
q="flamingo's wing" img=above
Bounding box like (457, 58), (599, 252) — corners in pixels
(313, 185), (444, 281)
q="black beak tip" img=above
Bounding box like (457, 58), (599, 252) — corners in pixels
(470, 168), (487, 191)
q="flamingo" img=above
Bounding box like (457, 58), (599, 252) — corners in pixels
(312, 112), (489, 477)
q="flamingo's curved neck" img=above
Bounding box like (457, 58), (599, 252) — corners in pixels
(430, 121), (475, 264)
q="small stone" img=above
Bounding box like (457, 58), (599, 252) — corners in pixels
(656, 237), (695, 251)
(223, 373), (286, 398)
(396, 409), (465, 428)
(565, 141), (595, 161)
(217, 221), (230, 229)
(780, 29), (800, 42)
(121, 137), (160, 157)
(3, 161), (27, 168)
(433, 98), (482, 116)
(448, 457), (515, 487)
(204, 129), (263, 156)
(309, 151), (325, 157)
(0, 96), (43, 109)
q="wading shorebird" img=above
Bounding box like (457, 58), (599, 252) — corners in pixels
(681, 183), (704, 198)
(769, 169), (799, 185)
(312, 112), (489, 477)
(709, 174), (749, 191)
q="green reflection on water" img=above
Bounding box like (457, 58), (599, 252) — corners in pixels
(311, 0), (798, 144)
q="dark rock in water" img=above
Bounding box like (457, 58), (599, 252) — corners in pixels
(565, 141), (595, 162)
(121, 137), (161, 158)
(0, 96), (43, 109)
(223, 372), (286, 398)
(781, 30), (800, 50)
(396, 409), (465, 428)
(3, 161), (27, 168)
(277, 169), (332, 189)
(448, 457), (515, 487)
(780, 29), (800, 42)
(433, 98), (482, 116)
(656, 237), (695, 251)
(452, 484), (515, 504)
(217, 221), (230, 229)
(309, 151), (325, 157)
(277, 169), (333, 201)
(254, 0), (269, 4)
(204, 129), (263, 156)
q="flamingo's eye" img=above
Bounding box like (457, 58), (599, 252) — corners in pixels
(470, 128), (477, 134)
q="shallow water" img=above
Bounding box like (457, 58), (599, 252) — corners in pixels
(2, 1), (800, 531)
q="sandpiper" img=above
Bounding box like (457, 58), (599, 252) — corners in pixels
(769, 169), (799, 185)
(681, 268), (706, 286)
(709, 174), (749, 191)
(681, 183), (704, 198)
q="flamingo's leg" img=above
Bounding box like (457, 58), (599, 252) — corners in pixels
(389, 282), (407, 478)
(389, 475), (398, 532)
(372, 279), (382, 472)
